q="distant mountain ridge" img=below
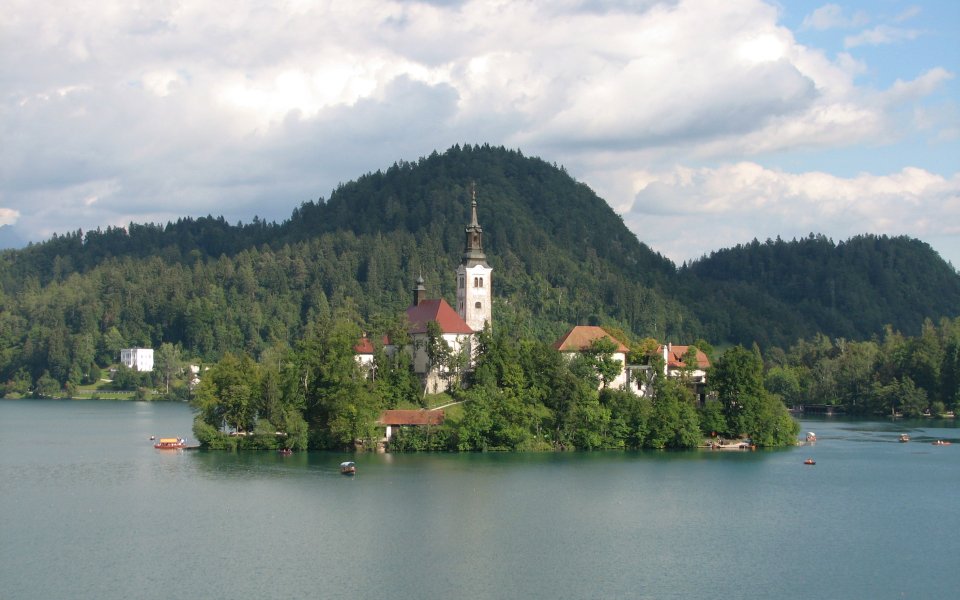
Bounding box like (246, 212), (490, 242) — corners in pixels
(0, 144), (957, 388)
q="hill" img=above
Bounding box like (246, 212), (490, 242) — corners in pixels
(681, 234), (960, 346)
(0, 144), (957, 389)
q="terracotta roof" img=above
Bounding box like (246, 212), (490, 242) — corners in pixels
(406, 298), (474, 335)
(659, 345), (711, 370)
(377, 409), (445, 426)
(553, 326), (629, 353)
(354, 335), (391, 354)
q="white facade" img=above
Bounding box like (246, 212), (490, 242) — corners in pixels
(120, 348), (154, 372)
(410, 331), (473, 394)
(456, 262), (492, 333)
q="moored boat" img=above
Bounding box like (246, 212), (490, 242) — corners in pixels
(154, 437), (186, 449)
(806, 432), (817, 443)
(804, 458), (816, 465)
(340, 461), (356, 475)
(931, 440), (951, 446)
(899, 433), (910, 443)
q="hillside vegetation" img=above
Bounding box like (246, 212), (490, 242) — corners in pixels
(0, 144), (957, 392)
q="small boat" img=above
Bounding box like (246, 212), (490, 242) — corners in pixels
(898, 433), (910, 443)
(803, 458), (816, 465)
(806, 432), (817, 443)
(931, 440), (951, 446)
(278, 448), (293, 455)
(154, 437), (186, 449)
(340, 461), (356, 475)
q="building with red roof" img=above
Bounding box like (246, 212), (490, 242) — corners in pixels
(354, 184), (492, 394)
(554, 325), (630, 390)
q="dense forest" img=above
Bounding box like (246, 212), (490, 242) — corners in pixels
(0, 144), (958, 401)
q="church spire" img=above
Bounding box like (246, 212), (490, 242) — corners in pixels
(463, 181), (488, 267)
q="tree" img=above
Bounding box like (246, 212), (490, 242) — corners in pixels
(578, 336), (623, 389)
(711, 346), (798, 445)
(154, 342), (182, 395)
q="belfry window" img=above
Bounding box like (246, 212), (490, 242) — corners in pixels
(479, 277), (484, 288)
(475, 302), (481, 309)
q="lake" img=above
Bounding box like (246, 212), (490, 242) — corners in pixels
(1, 399), (958, 599)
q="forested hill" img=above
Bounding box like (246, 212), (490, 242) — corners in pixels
(680, 234), (960, 346)
(0, 144), (957, 390)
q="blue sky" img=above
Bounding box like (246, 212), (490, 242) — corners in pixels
(1, 0), (957, 267)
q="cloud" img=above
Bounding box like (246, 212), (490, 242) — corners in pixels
(0, 208), (20, 226)
(623, 163), (960, 263)
(802, 4), (870, 31)
(844, 24), (922, 48)
(0, 0), (955, 266)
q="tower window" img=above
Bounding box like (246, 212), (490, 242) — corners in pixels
(475, 302), (482, 309)
(479, 277), (484, 288)
(473, 277), (479, 288)
(458, 277), (464, 289)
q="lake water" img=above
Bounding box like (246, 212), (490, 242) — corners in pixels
(1, 399), (958, 599)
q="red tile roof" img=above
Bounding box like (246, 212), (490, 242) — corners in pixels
(377, 409), (445, 426)
(354, 335), (391, 354)
(659, 345), (711, 370)
(406, 298), (474, 335)
(553, 326), (629, 353)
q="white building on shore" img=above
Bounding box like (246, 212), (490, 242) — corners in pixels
(120, 348), (154, 372)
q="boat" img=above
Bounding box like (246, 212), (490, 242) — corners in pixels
(899, 433), (910, 443)
(278, 448), (293, 456)
(340, 461), (356, 475)
(806, 432), (817, 443)
(931, 440), (952, 446)
(154, 437), (186, 449)
(804, 458), (816, 465)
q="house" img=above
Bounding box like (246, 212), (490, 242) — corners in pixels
(354, 335), (393, 374)
(658, 343), (711, 403)
(554, 326), (630, 390)
(120, 348), (154, 372)
(377, 409), (445, 442)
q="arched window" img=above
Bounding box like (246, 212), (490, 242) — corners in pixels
(479, 277), (484, 288)
(473, 277), (479, 288)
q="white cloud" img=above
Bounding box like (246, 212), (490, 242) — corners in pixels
(0, 209), (21, 226)
(0, 0), (956, 265)
(844, 24), (921, 48)
(802, 4), (869, 31)
(623, 163), (960, 263)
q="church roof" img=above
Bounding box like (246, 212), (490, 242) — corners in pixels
(553, 326), (629, 353)
(406, 298), (475, 335)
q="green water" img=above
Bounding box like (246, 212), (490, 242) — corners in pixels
(1, 399), (958, 599)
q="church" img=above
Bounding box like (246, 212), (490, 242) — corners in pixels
(356, 184), (492, 393)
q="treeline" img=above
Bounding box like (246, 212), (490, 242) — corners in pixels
(683, 234), (960, 346)
(190, 319), (799, 451)
(1, 144), (959, 396)
(763, 317), (960, 417)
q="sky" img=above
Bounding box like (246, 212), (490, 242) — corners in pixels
(2, 0), (958, 267)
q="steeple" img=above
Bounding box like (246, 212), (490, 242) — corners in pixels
(412, 273), (426, 306)
(463, 181), (488, 267)
(456, 182), (492, 333)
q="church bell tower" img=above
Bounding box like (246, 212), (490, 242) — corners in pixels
(456, 182), (492, 332)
